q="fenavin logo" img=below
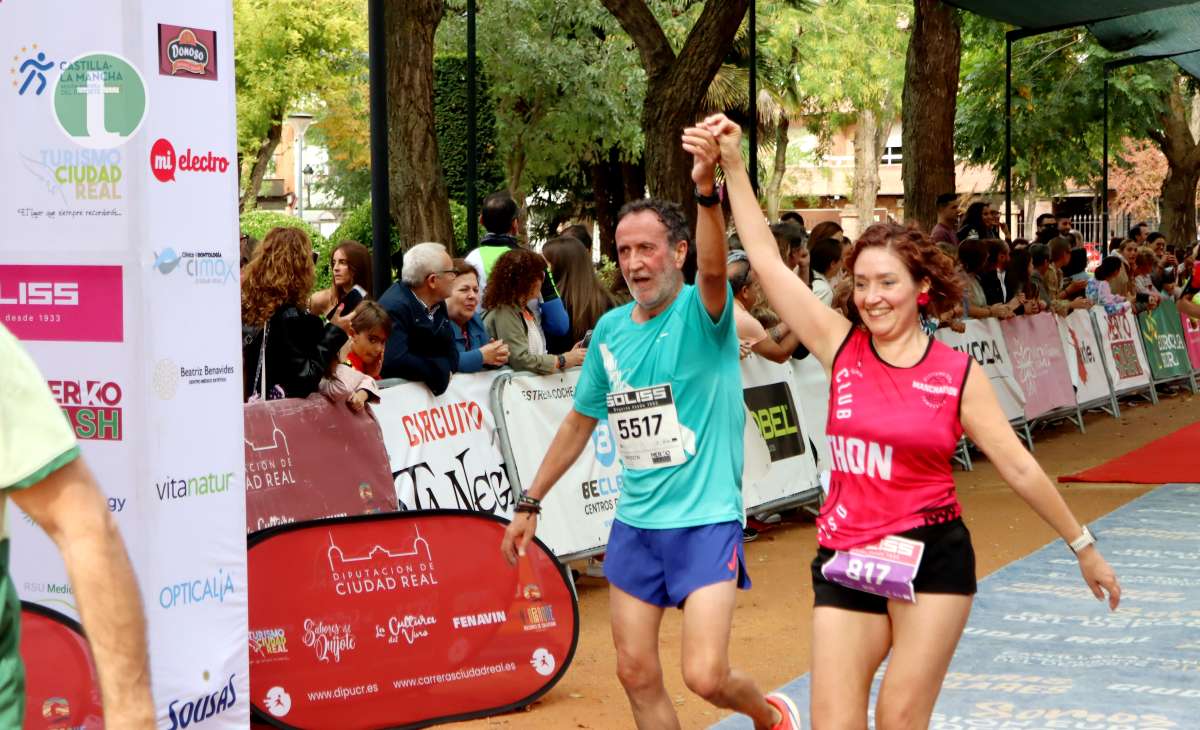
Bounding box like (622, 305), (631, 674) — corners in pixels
(53, 53), (147, 149)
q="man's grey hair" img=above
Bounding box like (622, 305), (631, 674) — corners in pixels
(401, 242), (448, 286)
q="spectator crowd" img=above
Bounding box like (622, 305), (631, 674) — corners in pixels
(237, 184), (1200, 410)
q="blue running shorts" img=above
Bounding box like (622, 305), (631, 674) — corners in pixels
(604, 519), (751, 608)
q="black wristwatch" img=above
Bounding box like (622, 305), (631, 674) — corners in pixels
(694, 185), (721, 208)
(556, 354), (567, 370)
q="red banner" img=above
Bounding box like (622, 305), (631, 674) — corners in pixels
(244, 395), (397, 533)
(247, 512), (578, 729)
(19, 603), (102, 729)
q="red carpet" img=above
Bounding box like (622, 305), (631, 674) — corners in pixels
(1058, 421), (1200, 484)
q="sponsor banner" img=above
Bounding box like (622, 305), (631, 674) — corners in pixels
(498, 369), (621, 556)
(19, 603), (102, 729)
(999, 312), (1077, 420)
(1057, 309), (1112, 407)
(243, 395), (397, 533)
(935, 319), (1025, 422)
(1093, 307), (1153, 394)
(498, 360), (816, 558)
(247, 512), (578, 729)
(1137, 299), (1193, 382)
(791, 356), (833, 475)
(0, 264), (121, 342)
(374, 373), (514, 515)
(1181, 308), (1200, 374)
(158, 24), (218, 80)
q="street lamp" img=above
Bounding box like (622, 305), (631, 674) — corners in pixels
(287, 112), (314, 219)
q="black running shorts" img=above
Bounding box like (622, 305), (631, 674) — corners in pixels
(811, 518), (977, 615)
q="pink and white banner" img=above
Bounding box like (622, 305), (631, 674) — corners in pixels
(1057, 309), (1112, 407)
(1181, 309), (1200, 374)
(1000, 313), (1077, 420)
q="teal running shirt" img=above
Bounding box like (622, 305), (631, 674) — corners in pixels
(573, 284), (744, 529)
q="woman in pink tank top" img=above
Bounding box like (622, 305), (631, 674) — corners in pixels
(707, 114), (1120, 729)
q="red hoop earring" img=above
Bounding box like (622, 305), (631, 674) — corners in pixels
(917, 292), (931, 307)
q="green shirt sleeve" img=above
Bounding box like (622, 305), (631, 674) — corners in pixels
(485, 306), (557, 375)
(0, 325), (79, 491)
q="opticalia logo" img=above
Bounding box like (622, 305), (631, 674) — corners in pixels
(0, 265), (122, 343)
(158, 568), (235, 609)
(249, 628), (288, 660)
(158, 25), (218, 80)
(326, 528), (438, 597)
(303, 619), (356, 663)
(53, 53), (147, 149)
(150, 138), (230, 182)
(153, 248), (236, 285)
(376, 614), (437, 645)
(47, 379), (122, 441)
(10, 43), (66, 97)
(165, 673), (237, 730)
(155, 470), (234, 501)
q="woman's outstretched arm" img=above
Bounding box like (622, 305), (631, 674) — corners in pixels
(708, 114), (852, 369)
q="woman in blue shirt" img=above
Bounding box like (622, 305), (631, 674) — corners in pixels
(448, 259), (509, 371)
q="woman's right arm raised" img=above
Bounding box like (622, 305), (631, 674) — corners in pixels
(707, 114), (851, 368)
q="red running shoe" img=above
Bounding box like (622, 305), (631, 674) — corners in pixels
(765, 692), (802, 730)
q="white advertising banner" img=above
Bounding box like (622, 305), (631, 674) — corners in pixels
(935, 319), (1026, 423)
(1058, 309), (1114, 407)
(1091, 307), (1153, 394)
(1, 3), (248, 727)
(790, 356), (832, 475)
(374, 373), (515, 515)
(496, 358), (820, 558)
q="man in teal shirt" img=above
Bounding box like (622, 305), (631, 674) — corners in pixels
(0, 325), (153, 726)
(500, 126), (800, 730)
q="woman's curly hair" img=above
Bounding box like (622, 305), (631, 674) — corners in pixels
(844, 223), (963, 327)
(483, 249), (547, 310)
(241, 227), (316, 327)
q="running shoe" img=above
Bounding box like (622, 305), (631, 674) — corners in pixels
(765, 692), (802, 730)
(742, 527), (759, 543)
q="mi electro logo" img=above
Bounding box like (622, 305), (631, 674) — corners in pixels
(150, 138), (230, 182)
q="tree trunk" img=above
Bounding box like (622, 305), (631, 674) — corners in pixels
(601, 0), (750, 231)
(766, 117), (790, 222)
(592, 154), (618, 262)
(385, 0), (455, 253)
(901, 0), (961, 231)
(239, 122), (282, 213)
(852, 111), (886, 234)
(506, 143), (528, 242)
(1153, 79), (1200, 250)
(621, 157), (645, 203)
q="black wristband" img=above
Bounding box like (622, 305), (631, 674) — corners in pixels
(694, 185), (721, 208)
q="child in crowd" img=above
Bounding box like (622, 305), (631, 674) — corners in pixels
(321, 301), (390, 411)
(1087, 256), (1132, 316)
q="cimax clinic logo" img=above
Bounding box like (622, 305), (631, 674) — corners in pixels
(151, 138), (230, 182)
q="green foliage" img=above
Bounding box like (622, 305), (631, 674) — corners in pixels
(434, 55), (506, 207)
(329, 200), (401, 253)
(233, 0), (365, 199)
(450, 200), (469, 254)
(439, 0), (645, 199)
(239, 210), (332, 290)
(955, 15), (1174, 197)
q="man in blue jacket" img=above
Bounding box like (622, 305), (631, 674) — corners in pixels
(378, 242), (460, 395)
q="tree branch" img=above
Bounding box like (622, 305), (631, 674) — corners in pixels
(599, 0), (675, 79)
(667, 0), (750, 103)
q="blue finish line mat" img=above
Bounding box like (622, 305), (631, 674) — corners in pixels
(715, 484), (1200, 729)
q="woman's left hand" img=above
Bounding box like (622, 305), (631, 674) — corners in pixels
(330, 304), (356, 334)
(1077, 547), (1121, 611)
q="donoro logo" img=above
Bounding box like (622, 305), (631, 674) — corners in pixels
(53, 52), (147, 149)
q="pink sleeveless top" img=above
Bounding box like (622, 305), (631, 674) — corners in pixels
(817, 328), (972, 550)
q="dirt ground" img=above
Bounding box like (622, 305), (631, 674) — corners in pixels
(451, 390), (1197, 730)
